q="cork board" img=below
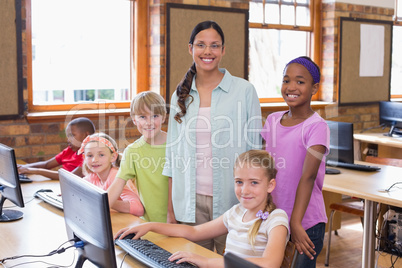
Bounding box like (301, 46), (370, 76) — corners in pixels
(338, 17), (392, 105)
(0, 0), (23, 120)
(166, 3), (248, 104)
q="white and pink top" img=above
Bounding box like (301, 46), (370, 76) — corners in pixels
(195, 107), (213, 196)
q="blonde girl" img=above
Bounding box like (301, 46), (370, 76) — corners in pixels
(79, 132), (144, 216)
(116, 150), (289, 268)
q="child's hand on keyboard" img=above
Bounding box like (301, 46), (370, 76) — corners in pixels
(169, 251), (217, 267)
(115, 222), (152, 240)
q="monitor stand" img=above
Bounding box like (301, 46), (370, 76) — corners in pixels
(74, 248), (87, 268)
(384, 124), (402, 138)
(0, 196), (23, 222)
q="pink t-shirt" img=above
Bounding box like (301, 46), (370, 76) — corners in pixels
(55, 147), (83, 172)
(85, 167), (143, 216)
(261, 111), (330, 230)
(195, 107), (213, 196)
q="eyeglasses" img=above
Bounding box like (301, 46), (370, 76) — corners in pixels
(192, 43), (223, 51)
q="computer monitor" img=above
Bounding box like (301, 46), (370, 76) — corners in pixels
(59, 168), (117, 268)
(224, 252), (261, 268)
(0, 143), (24, 222)
(326, 120), (354, 164)
(379, 101), (402, 137)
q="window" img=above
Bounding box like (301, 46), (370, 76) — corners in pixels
(391, 0), (402, 97)
(249, 0), (319, 102)
(26, 0), (148, 112)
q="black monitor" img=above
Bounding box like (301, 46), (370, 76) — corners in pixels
(379, 101), (402, 137)
(0, 143), (24, 222)
(326, 121), (354, 164)
(59, 168), (117, 268)
(224, 252), (261, 268)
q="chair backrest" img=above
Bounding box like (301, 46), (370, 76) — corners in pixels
(365, 156), (402, 167)
(280, 241), (297, 268)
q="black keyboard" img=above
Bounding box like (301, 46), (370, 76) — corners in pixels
(326, 160), (381, 172)
(34, 189), (63, 210)
(19, 174), (33, 183)
(115, 235), (195, 268)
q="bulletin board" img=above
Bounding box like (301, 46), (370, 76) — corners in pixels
(0, 0), (24, 119)
(338, 17), (393, 105)
(166, 3), (249, 104)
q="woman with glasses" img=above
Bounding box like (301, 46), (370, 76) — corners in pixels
(163, 20), (262, 254)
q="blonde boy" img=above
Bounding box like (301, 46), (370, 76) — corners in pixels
(107, 92), (169, 222)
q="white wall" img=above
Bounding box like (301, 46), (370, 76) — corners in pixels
(322, 0), (394, 9)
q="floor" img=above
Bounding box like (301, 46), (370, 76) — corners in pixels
(315, 213), (402, 268)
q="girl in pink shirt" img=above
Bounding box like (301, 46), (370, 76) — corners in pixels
(79, 133), (144, 216)
(261, 57), (330, 268)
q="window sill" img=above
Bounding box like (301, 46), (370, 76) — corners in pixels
(26, 108), (131, 124)
(260, 101), (334, 113)
(26, 101), (335, 123)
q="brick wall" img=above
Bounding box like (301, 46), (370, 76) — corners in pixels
(320, 1), (394, 130)
(0, 115), (142, 164)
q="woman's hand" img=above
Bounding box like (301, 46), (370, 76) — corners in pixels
(169, 251), (210, 268)
(290, 222), (316, 260)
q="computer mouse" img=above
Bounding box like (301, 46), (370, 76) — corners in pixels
(122, 233), (136, 240)
(116, 232), (136, 240)
(19, 174), (33, 183)
(325, 168), (341, 175)
(35, 189), (54, 193)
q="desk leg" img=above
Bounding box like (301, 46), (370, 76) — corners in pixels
(362, 200), (377, 268)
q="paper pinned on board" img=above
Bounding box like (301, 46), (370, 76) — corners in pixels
(359, 24), (385, 77)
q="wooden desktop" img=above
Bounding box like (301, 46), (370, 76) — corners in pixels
(0, 175), (220, 267)
(354, 132), (402, 159)
(323, 161), (402, 268)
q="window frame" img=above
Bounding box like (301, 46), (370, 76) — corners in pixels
(249, 0), (321, 103)
(25, 0), (149, 112)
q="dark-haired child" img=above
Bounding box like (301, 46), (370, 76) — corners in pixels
(18, 117), (95, 180)
(261, 56), (330, 268)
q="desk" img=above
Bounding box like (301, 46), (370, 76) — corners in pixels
(0, 176), (219, 267)
(323, 162), (402, 268)
(354, 133), (402, 159)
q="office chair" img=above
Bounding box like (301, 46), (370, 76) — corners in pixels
(324, 199), (364, 266)
(281, 241), (297, 268)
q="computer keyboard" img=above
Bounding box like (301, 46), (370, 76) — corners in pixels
(34, 189), (63, 210)
(326, 160), (381, 172)
(19, 174), (33, 183)
(115, 235), (195, 268)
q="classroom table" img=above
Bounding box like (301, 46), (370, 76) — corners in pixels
(0, 174), (220, 267)
(323, 161), (402, 268)
(354, 132), (402, 159)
